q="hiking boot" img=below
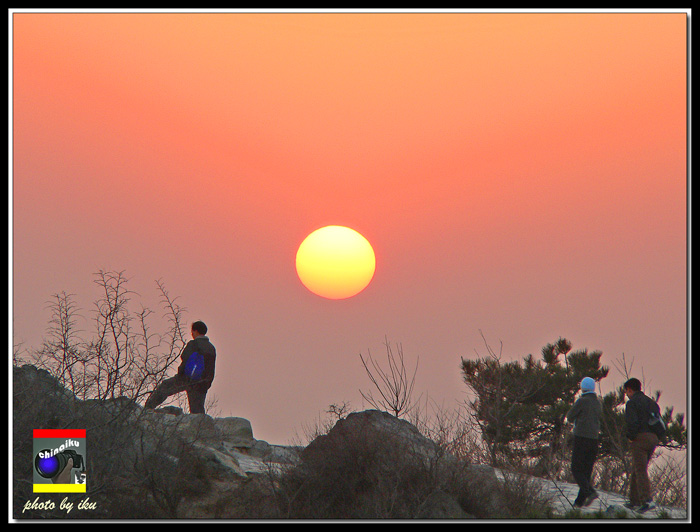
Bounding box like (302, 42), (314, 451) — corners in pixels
(637, 500), (657, 513)
(623, 501), (639, 511)
(583, 490), (599, 507)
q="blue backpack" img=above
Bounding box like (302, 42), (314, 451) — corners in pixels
(184, 351), (205, 381)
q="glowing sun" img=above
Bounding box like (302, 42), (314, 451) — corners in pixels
(296, 225), (376, 300)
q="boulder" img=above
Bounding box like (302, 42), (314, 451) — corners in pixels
(302, 409), (438, 466)
(134, 410), (264, 480)
(416, 491), (474, 519)
(213, 417), (255, 448)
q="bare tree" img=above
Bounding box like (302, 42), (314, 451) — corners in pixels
(359, 337), (419, 418)
(33, 292), (84, 395)
(28, 270), (187, 405)
(408, 394), (482, 462)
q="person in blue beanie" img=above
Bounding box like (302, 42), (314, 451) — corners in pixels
(566, 377), (602, 507)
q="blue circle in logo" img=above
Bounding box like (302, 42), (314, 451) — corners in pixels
(35, 451), (60, 478)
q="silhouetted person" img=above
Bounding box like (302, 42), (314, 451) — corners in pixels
(566, 377), (602, 507)
(623, 377), (659, 513)
(144, 321), (216, 414)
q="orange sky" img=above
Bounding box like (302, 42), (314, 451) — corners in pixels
(11, 11), (687, 444)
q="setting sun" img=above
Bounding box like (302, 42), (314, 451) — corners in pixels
(296, 226), (376, 300)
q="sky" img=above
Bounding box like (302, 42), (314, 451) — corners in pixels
(10, 10), (688, 445)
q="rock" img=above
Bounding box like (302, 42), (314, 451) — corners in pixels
(155, 406), (184, 416)
(134, 411), (262, 481)
(267, 444), (301, 464)
(416, 491), (473, 519)
(139, 410), (216, 442)
(294, 409), (474, 518)
(249, 439), (271, 458)
(191, 441), (250, 479)
(605, 504), (633, 517)
(13, 364), (272, 485)
(463, 464), (504, 516)
(302, 409), (438, 466)
(213, 417), (255, 448)
(13, 364), (77, 430)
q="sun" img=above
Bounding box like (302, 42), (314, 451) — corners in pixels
(296, 225), (376, 300)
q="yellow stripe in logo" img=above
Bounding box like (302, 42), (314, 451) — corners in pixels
(33, 484), (86, 493)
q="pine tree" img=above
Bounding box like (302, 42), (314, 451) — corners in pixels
(461, 336), (686, 478)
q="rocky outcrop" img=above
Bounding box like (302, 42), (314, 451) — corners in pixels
(296, 409), (481, 518)
(136, 405), (298, 480)
(302, 409), (438, 465)
(13, 364), (296, 480)
(12, 365), (688, 519)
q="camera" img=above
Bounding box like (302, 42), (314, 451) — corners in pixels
(35, 449), (85, 480)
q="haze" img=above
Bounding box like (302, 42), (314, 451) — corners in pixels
(11, 11), (687, 444)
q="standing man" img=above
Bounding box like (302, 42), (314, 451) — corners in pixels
(623, 377), (659, 513)
(566, 377), (602, 507)
(144, 321), (217, 414)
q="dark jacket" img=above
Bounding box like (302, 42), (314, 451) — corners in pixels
(624, 391), (658, 441)
(566, 392), (602, 439)
(177, 335), (217, 392)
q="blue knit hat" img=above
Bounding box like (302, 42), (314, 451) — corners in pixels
(580, 377), (596, 394)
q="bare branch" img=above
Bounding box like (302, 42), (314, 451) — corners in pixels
(28, 270), (187, 405)
(359, 337), (419, 418)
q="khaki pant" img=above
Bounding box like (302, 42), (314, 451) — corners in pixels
(144, 374), (207, 414)
(629, 431), (659, 505)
